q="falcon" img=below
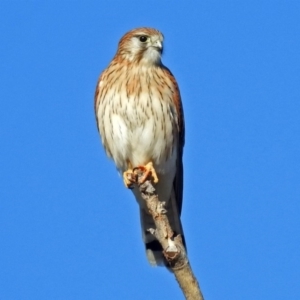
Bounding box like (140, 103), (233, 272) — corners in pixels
(94, 27), (185, 266)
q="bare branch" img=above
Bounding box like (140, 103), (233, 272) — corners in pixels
(136, 172), (204, 300)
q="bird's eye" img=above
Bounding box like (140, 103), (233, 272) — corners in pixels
(139, 36), (148, 43)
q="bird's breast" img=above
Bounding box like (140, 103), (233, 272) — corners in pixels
(98, 70), (179, 173)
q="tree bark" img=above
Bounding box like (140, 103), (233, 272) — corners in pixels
(137, 172), (204, 300)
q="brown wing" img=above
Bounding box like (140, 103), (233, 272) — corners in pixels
(163, 67), (185, 216)
(174, 92), (185, 217)
(94, 72), (104, 132)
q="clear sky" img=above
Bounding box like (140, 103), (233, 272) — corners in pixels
(1, 1), (299, 299)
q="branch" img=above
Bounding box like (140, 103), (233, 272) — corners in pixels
(136, 171), (204, 300)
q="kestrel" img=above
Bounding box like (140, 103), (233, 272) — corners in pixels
(94, 27), (185, 266)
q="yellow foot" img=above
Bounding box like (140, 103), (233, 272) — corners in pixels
(123, 169), (136, 189)
(133, 162), (159, 185)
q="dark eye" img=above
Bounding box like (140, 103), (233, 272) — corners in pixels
(139, 35), (148, 42)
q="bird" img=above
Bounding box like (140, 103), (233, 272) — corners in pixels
(94, 27), (185, 266)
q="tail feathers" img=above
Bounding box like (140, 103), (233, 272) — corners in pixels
(140, 192), (185, 266)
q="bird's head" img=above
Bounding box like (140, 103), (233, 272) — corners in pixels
(116, 27), (164, 65)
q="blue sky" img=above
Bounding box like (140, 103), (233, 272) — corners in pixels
(0, 1), (299, 299)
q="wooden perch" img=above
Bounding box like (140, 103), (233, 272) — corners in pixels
(135, 170), (204, 300)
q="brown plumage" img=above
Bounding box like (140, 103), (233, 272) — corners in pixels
(95, 27), (185, 265)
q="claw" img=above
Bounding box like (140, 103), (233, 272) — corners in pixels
(123, 161), (136, 189)
(123, 169), (136, 189)
(133, 161), (159, 185)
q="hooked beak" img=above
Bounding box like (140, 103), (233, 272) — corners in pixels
(151, 39), (163, 53)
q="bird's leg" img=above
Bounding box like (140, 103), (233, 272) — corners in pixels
(133, 161), (159, 185)
(123, 161), (136, 189)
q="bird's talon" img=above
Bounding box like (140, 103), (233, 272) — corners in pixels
(133, 162), (159, 185)
(123, 169), (136, 189)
